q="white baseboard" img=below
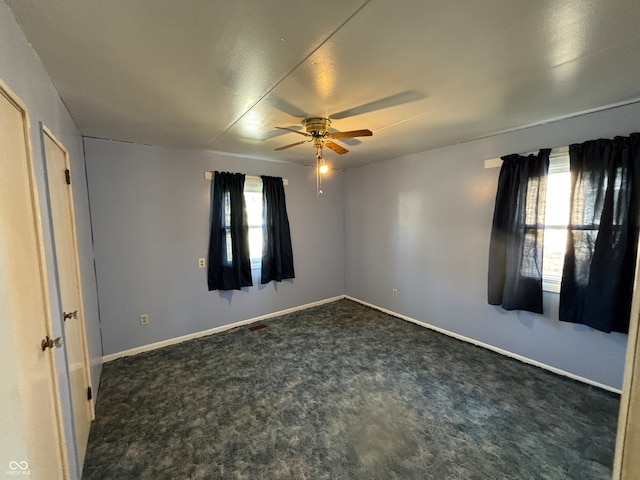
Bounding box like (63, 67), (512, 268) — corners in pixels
(103, 294), (621, 394)
(102, 295), (345, 363)
(345, 295), (622, 394)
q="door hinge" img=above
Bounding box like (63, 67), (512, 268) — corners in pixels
(87, 386), (93, 401)
(65, 169), (71, 185)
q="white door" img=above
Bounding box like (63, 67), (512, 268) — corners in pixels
(43, 128), (94, 466)
(613, 245), (640, 479)
(0, 83), (68, 478)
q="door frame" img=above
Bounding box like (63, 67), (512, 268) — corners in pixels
(40, 124), (96, 420)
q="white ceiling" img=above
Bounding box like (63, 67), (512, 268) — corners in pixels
(7, 0), (640, 169)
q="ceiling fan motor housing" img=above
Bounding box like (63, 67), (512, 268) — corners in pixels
(303, 117), (331, 136)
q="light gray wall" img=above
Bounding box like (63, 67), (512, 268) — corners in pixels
(344, 102), (640, 391)
(1, 2), (102, 478)
(84, 138), (345, 356)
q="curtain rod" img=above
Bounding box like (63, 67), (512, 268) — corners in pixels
(203, 171), (288, 185)
(484, 146), (569, 169)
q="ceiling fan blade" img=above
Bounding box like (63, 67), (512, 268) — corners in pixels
(258, 126), (301, 141)
(330, 91), (425, 120)
(267, 96), (307, 118)
(274, 140), (308, 151)
(275, 126), (309, 137)
(330, 129), (373, 139)
(325, 141), (349, 155)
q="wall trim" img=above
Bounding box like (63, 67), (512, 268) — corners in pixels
(104, 293), (621, 394)
(102, 296), (345, 363)
(345, 295), (622, 394)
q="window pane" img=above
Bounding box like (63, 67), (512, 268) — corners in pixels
(542, 167), (570, 282)
(543, 229), (566, 278)
(244, 190), (263, 266)
(248, 227), (262, 263)
(220, 178), (264, 269)
(545, 171), (570, 225)
(223, 191), (232, 264)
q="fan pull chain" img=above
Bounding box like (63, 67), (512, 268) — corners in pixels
(316, 148), (323, 196)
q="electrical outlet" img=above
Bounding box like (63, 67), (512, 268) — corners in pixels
(198, 258), (206, 268)
(392, 289), (398, 298)
(140, 314), (149, 325)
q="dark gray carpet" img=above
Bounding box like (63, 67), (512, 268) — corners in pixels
(82, 299), (619, 479)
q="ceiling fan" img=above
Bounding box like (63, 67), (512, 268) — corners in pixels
(273, 117), (372, 155)
(273, 117), (372, 196)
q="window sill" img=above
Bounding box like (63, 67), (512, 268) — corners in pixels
(542, 276), (561, 294)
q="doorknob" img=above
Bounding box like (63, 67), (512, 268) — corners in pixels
(41, 336), (63, 351)
(63, 310), (78, 321)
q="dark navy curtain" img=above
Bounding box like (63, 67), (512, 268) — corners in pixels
(559, 134), (640, 333)
(488, 149), (550, 313)
(207, 172), (253, 291)
(261, 175), (295, 284)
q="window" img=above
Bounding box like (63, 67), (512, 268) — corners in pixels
(223, 176), (263, 269)
(542, 148), (570, 293)
(244, 176), (263, 269)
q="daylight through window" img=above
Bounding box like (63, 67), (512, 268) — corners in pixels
(244, 176), (263, 269)
(222, 176), (263, 269)
(542, 149), (570, 292)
